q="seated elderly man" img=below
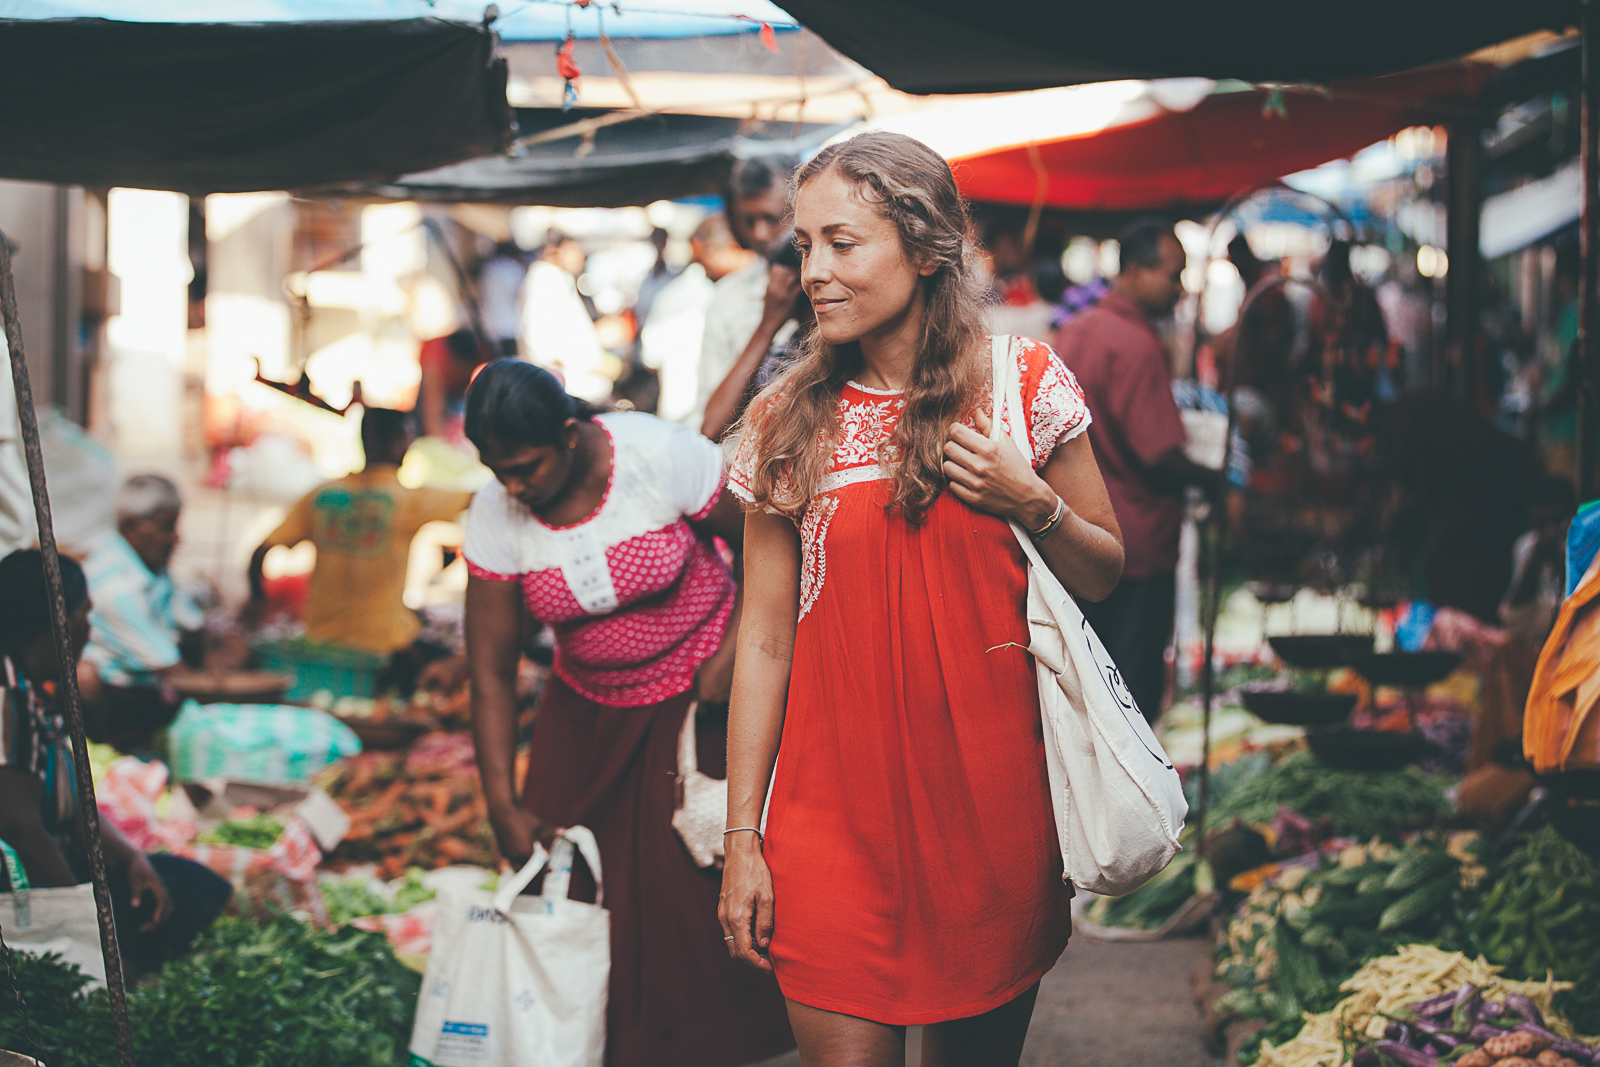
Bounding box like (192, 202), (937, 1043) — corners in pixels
(81, 474), (202, 749)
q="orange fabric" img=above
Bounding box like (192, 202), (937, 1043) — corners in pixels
(760, 347), (1075, 1025)
(1524, 554), (1600, 773)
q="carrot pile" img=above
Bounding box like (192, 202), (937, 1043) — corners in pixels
(318, 732), (511, 877)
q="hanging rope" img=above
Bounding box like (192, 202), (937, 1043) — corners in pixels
(0, 232), (136, 1065)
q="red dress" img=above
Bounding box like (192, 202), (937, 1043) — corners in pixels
(728, 336), (1091, 1025)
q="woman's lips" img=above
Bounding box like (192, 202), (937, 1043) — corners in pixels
(812, 296), (846, 314)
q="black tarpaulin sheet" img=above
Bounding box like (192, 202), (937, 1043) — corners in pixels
(770, 0), (1577, 94)
(344, 109), (851, 206)
(0, 17), (512, 193)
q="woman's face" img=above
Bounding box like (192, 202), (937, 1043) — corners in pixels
(479, 425), (577, 511)
(794, 168), (933, 349)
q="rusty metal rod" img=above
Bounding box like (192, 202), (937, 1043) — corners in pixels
(0, 230), (136, 1066)
(1580, 0), (1597, 501)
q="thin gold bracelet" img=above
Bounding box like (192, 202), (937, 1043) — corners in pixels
(1028, 496), (1066, 540)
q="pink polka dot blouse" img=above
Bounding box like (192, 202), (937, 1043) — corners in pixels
(462, 412), (732, 707)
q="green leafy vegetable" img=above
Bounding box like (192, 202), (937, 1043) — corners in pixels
(0, 915), (419, 1067)
(1209, 752), (1451, 838)
(197, 813), (286, 850)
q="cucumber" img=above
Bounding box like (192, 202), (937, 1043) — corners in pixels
(1378, 880), (1452, 932)
(1383, 848), (1454, 893)
(1357, 871), (1390, 897)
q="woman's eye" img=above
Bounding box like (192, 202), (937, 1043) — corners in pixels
(832, 242), (854, 252)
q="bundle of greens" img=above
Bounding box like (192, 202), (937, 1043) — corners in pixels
(321, 867), (437, 926)
(0, 916), (420, 1067)
(196, 812), (286, 850)
(1209, 752), (1452, 839)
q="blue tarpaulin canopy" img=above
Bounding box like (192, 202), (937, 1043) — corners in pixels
(0, 0), (798, 38)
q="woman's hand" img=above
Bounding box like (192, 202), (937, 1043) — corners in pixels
(488, 803), (550, 868)
(718, 835), (775, 972)
(125, 853), (172, 932)
(943, 407), (1058, 529)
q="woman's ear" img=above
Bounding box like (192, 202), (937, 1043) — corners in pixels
(915, 252), (940, 278)
(564, 417), (580, 449)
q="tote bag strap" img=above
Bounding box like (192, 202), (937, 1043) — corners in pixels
(987, 335), (1085, 613)
(490, 825), (607, 913)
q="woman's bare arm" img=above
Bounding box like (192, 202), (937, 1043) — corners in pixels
(466, 575), (545, 865)
(718, 507), (801, 972)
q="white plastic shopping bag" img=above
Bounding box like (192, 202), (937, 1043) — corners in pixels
(408, 827), (609, 1067)
(0, 840), (107, 987)
(990, 336), (1188, 897)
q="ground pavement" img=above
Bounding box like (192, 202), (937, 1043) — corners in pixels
(755, 934), (1215, 1066)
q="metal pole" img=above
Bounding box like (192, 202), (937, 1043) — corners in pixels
(0, 231), (136, 1067)
(1580, 0), (1598, 501)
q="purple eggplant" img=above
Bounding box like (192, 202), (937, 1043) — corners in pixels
(1408, 991), (1458, 1018)
(1478, 1000), (1505, 1020)
(1384, 1023), (1416, 1047)
(1426, 1034), (1462, 1053)
(1468, 1023), (1506, 1044)
(1371, 1041), (1437, 1067)
(1351, 1050), (1379, 1067)
(1504, 993), (1545, 1027)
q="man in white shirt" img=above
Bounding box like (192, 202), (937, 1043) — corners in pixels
(641, 215), (752, 425)
(692, 155), (798, 432)
(519, 233), (611, 402)
(478, 241), (527, 357)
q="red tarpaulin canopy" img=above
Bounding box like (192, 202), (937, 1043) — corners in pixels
(945, 66), (1495, 212)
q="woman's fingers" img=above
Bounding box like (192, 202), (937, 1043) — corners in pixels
(942, 459), (983, 491)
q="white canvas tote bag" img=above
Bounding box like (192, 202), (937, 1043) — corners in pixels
(989, 336), (1188, 897)
(409, 826), (610, 1067)
(0, 841), (106, 987)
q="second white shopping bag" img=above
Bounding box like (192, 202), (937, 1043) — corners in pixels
(409, 826), (609, 1067)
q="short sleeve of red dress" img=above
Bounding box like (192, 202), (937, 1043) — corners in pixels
(1008, 336), (1092, 467)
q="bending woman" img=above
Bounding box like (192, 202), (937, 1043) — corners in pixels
(460, 359), (793, 1067)
(718, 131), (1124, 1066)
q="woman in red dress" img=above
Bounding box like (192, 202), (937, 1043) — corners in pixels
(718, 131), (1125, 1065)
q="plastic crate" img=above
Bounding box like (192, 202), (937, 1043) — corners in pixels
(254, 639), (386, 702)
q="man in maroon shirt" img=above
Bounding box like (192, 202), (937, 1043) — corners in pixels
(1055, 219), (1217, 723)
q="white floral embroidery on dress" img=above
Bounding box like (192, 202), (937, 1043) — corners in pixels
(797, 495), (839, 620)
(834, 395), (903, 468)
(1028, 351), (1090, 465)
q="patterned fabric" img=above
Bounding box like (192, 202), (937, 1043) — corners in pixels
(730, 335), (1090, 620)
(0, 657), (75, 835)
(462, 412), (733, 707)
(83, 533), (203, 687)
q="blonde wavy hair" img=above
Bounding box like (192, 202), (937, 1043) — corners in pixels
(737, 130), (990, 522)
